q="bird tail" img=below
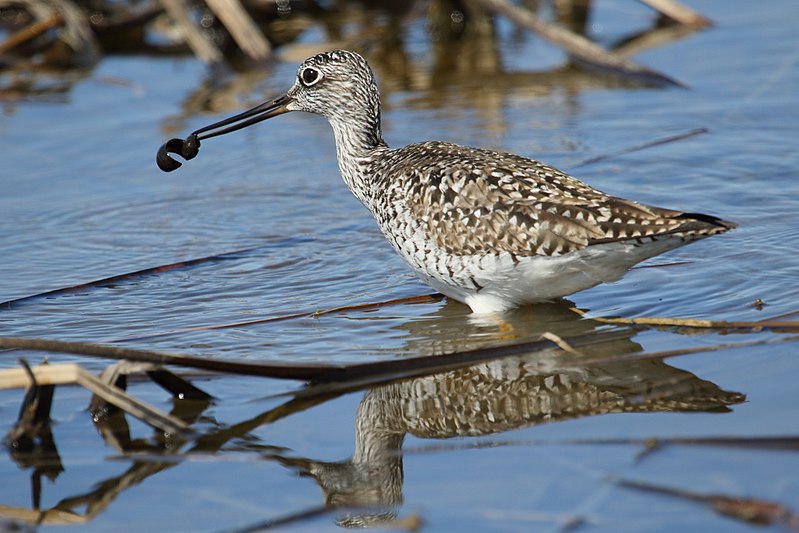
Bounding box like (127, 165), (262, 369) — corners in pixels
(673, 212), (737, 235)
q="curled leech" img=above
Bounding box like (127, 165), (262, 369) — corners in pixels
(156, 133), (201, 172)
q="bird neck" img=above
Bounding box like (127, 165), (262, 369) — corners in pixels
(328, 105), (388, 207)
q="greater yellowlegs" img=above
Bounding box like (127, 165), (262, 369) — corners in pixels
(157, 50), (735, 313)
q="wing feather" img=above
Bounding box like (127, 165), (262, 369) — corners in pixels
(378, 141), (732, 257)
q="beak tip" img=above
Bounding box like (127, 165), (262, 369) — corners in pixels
(182, 134), (201, 160)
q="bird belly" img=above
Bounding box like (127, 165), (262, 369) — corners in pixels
(401, 236), (694, 314)
(376, 209), (697, 314)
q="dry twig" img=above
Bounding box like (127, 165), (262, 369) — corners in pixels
(0, 362), (193, 436)
(0, 13), (63, 55)
(568, 128), (708, 169)
(473, 0), (682, 86)
(159, 0), (223, 66)
(639, 0), (713, 27)
(110, 293), (442, 343)
(0, 330), (626, 384)
(615, 478), (799, 529)
(0, 246), (257, 309)
(204, 0), (272, 62)
(569, 307), (799, 332)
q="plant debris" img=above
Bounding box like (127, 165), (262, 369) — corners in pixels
(615, 478), (799, 530)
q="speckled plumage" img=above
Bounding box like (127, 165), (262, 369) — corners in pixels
(190, 50), (736, 313)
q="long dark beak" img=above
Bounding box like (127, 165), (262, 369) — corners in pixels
(157, 93), (292, 172)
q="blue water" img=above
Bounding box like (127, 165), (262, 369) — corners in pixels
(1, 0), (798, 530)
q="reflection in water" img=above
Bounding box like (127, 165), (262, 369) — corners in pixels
(272, 308), (744, 527)
(292, 362), (741, 526)
(393, 299), (624, 355)
(1, 0), (791, 529)
(1, 307), (744, 528)
(160, 0), (696, 132)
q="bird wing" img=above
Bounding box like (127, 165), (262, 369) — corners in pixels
(387, 142), (722, 258)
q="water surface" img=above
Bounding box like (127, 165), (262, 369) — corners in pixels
(1, 0), (798, 530)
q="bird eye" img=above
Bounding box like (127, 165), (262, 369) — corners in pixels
(300, 67), (321, 86)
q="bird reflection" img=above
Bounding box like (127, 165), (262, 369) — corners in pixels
(275, 303), (745, 527)
(2, 301), (745, 528)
